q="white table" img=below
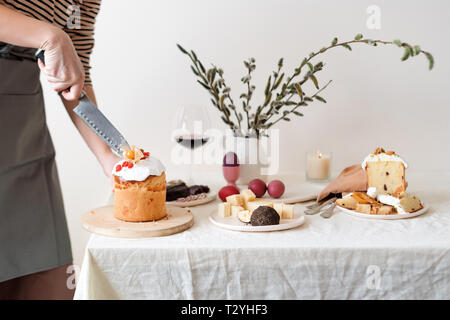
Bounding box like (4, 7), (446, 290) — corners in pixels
(74, 172), (450, 299)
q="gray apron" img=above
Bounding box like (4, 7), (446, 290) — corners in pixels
(0, 43), (72, 282)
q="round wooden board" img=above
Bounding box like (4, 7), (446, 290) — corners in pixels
(82, 205), (194, 238)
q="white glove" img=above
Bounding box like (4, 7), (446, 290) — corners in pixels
(38, 29), (85, 101)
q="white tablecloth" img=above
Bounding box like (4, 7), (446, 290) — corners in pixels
(74, 172), (450, 299)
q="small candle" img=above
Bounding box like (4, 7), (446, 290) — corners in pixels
(306, 150), (331, 181)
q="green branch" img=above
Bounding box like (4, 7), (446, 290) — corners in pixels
(177, 34), (434, 136)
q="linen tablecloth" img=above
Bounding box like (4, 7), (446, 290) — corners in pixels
(74, 172), (450, 299)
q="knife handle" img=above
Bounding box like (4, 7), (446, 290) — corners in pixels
(35, 49), (85, 98)
(36, 48), (45, 64)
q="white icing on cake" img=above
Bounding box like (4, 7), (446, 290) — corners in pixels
(361, 153), (408, 169)
(367, 187), (378, 199)
(112, 156), (165, 181)
(377, 194), (406, 214)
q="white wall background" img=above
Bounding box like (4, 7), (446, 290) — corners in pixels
(41, 0), (450, 266)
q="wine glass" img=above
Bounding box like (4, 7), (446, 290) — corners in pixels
(173, 105), (211, 184)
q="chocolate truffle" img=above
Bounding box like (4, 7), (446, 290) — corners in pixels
(250, 206), (280, 226)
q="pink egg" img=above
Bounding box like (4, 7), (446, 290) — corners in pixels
(267, 180), (285, 198)
(248, 179), (267, 198)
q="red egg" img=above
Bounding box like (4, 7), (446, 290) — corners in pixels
(248, 179), (267, 198)
(267, 180), (285, 198)
(218, 185), (240, 202)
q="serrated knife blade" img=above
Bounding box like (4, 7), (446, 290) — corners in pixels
(35, 49), (130, 156)
(73, 94), (130, 156)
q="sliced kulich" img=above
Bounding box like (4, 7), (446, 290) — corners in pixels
(365, 158), (407, 196)
(370, 205), (396, 215)
(352, 192), (371, 204)
(353, 192), (382, 205)
(399, 195), (423, 213)
(355, 203), (371, 214)
(336, 196), (358, 210)
(393, 185), (406, 197)
(398, 192), (408, 199)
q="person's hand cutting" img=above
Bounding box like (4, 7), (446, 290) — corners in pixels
(38, 28), (85, 101)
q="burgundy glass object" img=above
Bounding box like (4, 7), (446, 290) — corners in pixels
(223, 152), (240, 186)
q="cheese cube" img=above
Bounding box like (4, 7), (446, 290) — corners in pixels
(273, 203), (283, 218)
(241, 189), (256, 209)
(247, 201), (273, 213)
(240, 189), (256, 202)
(238, 210), (251, 223)
(257, 198), (274, 207)
(218, 202), (231, 217)
(242, 200), (248, 210)
(226, 194), (243, 206)
(282, 204), (294, 219)
(231, 205), (244, 217)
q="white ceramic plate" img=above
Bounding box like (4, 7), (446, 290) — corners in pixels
(336, 202), (429, 220)
(166, 192), (217, 207)
(209, 210), (305, 232)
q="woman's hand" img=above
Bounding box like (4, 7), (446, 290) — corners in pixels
(38, 28), (85, 101)
(0, 6), (84, 100)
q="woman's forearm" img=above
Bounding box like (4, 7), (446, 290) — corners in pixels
(60, 85), (111, 159)
(0, 5), (118, 175)
(0, 4), (58, 48)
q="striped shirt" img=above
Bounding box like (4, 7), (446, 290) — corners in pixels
(1, 0), (101, 84)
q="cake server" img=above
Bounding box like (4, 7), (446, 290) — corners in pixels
(36, 49), (130, 156)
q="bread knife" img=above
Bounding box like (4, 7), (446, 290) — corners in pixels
(36, 49), (130, 156)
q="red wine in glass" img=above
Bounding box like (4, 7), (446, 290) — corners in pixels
(175, 134), (209, 149)
(173, 105), (211, 183)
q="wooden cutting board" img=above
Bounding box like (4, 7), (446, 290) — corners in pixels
(82, 205), (194, 238)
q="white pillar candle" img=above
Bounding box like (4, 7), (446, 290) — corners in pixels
(306, 150), (331, 180)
